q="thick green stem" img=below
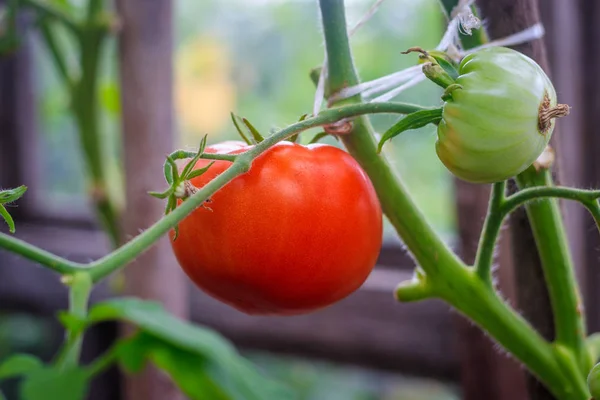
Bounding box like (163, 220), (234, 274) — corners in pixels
(516, 167), (587, 373)
(54, 272), (92, 369)
(318, 1), (587, 398)
(474, 181), (506, 285)
(71, 3), (121, 247)
(319, 0), (462, 277)
(0, 101), (426, 281)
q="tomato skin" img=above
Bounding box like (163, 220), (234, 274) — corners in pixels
(170, 141), (383, 315)
(436, 47), (557, 183)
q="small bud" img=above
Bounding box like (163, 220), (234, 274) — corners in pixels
(422, 62), (455, 89)
(174, 182), (186, 198)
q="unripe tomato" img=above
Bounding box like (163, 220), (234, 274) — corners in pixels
(171, 141), (383, 315)
(436, 47), (566, 183)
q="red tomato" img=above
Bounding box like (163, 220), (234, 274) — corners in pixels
(170, 141), (382, 316)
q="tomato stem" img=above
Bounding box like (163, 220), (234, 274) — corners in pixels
(54, 272), (92, 370)
(474, 181), (506, 285)
(319, 0), (589, 398)
(0, 100), (429, 282)
(516, 167), (588, 374)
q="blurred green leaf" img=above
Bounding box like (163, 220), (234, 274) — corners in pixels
(117, 333), (232, 400)
(0, 354), (43, 380)
(100, 81), (121, 115)
(86, 298), (293, 400)
(20, 367), (87, 400)
(0, 185), (27, 204)
(0, 389), (5, 400)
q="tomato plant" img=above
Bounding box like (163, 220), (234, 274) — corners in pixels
(171, 141), (383, 315)
(2, 0), (600, 400)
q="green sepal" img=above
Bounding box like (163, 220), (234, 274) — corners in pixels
(181, 135), (209, 179)
(403, 48), (456, 89)
(187, 162), (215, 180)
(309, 132), (338, 144)
(0, 204), (15, 234)
(441, 83), (463, 101)
(422, 62), (455, 89)
(377, 108), (443, 153)
(242, 118), (264, 143)
(165, 155), (179, 186)
(148, 189), (171, 199)
(230, 113), (253, 145)
(427, 50), (459, 80)
(0, 185), (27, 204)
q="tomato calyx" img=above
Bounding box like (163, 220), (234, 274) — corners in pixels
(148, 135), (218, 239)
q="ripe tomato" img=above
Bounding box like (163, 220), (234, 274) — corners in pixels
(170, 141), (383, 315)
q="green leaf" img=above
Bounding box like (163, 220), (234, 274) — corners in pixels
(87, 298), (293, 400)
(0, 185), (27, 204)
(0, 354), (43, 380)
(377, 108), (443, 153)
(0, 388), (6, 400)
(57, 312), (87, 335)
(99, 81), (121, 115)
(117, 333), (231, 400)
(20, 368), (88, 400)
(230, 113), (253, 145)
(0, 204), (15, 234)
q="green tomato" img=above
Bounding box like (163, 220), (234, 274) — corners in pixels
(436, 47), (567, 183)
(588, 362), (600, 399)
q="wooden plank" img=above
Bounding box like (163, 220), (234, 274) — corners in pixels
(115, 1), (189, 400)
(578, 0), (600, 334)
(454, 180), (527, 399)
(476, 1), (566, 398)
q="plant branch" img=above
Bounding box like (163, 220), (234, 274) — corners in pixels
(474, 181), (506, 285)
(20, 0), (81, 35)
(54, 273), (92, 369)
(516, 167), (587, 374)
(0, 101), (428, 280)
(318, 1), (587, 398)
(38, 19), (74, 87)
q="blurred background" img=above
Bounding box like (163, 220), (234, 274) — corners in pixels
(0, 0), (596, 399)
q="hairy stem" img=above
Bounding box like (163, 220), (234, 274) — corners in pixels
(319, 1), (587, 398)
(54, 273), (92, 369)
(516, 167), (587, 373)
(0, 101), (426, 281)
(474, 181), (506, 285)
